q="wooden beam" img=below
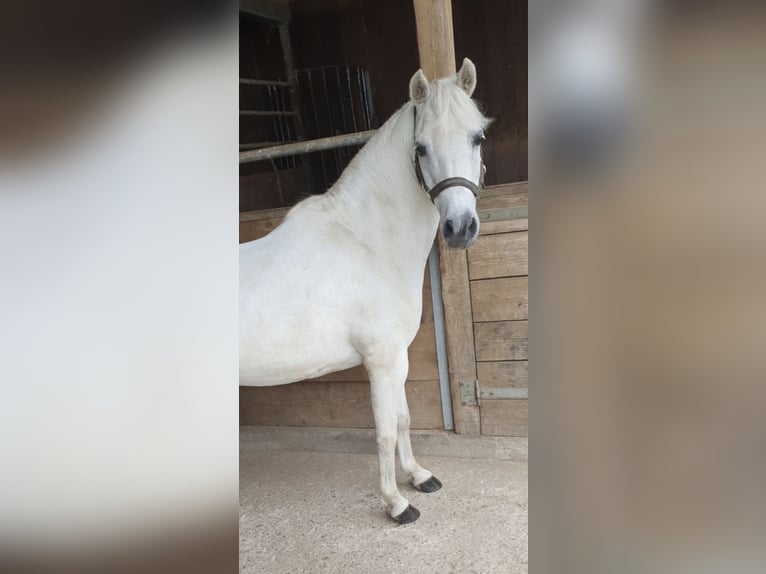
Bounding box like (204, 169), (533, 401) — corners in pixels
(413, 0), (481, 435)
(412, 0), (456, 80)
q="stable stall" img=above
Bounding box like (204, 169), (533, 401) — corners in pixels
(239, 0), (527, 436)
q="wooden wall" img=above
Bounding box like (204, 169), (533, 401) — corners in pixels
(453, 0), (528, 184)
(239, 11), (314, 209)
(470, 182), (529, 436)
(238, 209), (445, 429)
(239, 0), (527, 209)
(288, 0), (527, 187)
(289, 0), (419, 122)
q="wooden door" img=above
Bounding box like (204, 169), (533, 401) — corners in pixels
(469, 182), (529, 436)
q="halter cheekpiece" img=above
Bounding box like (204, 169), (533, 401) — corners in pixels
(413, 105), (486, 203)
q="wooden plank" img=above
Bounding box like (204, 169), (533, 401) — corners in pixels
(310, 364), (368, 383)
(239, 167), (311, 212)
(476, 189), (528, 211)
(240, 207), (290, 222)
(437, 248), (481, 434)
(477, 183), (528, 236)
(480, 399), (527, 437)
(480, 181), (527, 199)
(468, 231), (528, 280)
(239, 218), (279, 243)
(478, 205), (527, 223)
(239, 208), (288, 243)
(239, 379), (443, 429)
(477, 360), (528, 388)
(474, 321), (528, 361)
(471, 276), (528, 322)
(480, 218), (528, 235)
(405, 320), (439, 379)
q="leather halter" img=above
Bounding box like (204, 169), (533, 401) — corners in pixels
(413, 106), (486, 203)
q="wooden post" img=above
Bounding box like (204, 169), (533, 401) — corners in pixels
(412, 0), (455, 78)
(412, 0), (481, 435)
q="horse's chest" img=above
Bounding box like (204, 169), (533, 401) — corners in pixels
(350, 276), (423, 341)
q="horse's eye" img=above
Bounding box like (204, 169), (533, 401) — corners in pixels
(415, 143), (427, 157)
(472, 131), (486, 146)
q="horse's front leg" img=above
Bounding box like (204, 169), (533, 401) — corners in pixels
(396, 382), (443, 493)
(365, 346), (420, 524)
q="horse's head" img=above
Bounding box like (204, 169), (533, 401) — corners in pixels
(410, 58), (491, 249)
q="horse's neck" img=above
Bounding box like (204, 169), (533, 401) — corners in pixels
(330, 104), (439, 283)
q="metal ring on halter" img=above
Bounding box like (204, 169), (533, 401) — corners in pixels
(413, 106), (486, 203)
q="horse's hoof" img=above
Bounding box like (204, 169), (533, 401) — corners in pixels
(393, 504), (420, 524)
(414, 476), (443, 493)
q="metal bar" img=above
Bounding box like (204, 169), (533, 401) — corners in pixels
(305, 69), (329, 188)
(239, 78), (292, 87)
(335, 68), (350, 163)
(363, 70), (376, 127)
(279, 80), (296, 168)
(478, 387), (529, 400)
(359, 68), (372, 130)
(239, 142), (291, 150)
(268, 85), (288, 170)
(239, 130), (377, 163)
(278, 24), (304, 141)
(346, 68), (358, 133)
(429, 242), (455, 431)
(459, 381), (479, 406)
(321, 70), (341, 177)
(240, 110), (299, 117)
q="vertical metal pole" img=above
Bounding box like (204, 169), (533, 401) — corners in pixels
(345, 68), (358, 133)
(278, 23), (304, 141)
(428, 242), (455, 431)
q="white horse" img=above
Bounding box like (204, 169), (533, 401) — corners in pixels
(240, 58), (490, 524)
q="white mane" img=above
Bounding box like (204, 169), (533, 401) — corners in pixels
(416, 77), (491, 136)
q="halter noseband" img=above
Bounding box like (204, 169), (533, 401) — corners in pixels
(413, 106), (486, 203)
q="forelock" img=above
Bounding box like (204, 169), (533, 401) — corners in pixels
(417, 78), (491, 136)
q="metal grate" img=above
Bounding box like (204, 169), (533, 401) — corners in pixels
(295, 66), (378, 192)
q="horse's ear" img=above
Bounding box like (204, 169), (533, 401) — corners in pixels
(409, 69), (430, 104)
(456, 58), (477, 97)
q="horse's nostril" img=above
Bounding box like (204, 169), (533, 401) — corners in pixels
(468, 217), (478, 235)
(444, 220), (455, 238)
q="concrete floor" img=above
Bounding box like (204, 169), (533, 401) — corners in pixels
(240, 445), (527, 573)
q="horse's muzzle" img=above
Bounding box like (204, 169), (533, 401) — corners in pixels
(442, 213), (479, 249)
